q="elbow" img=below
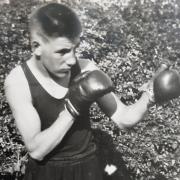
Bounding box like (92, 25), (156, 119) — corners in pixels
(115, 119), (135, 129)
(29, 150), (44, 161)
(111, 106), (145, 129)
(111, 111), (137, 129)
(25, 137), (45, 161)
(120, 121), (136, 129)
(112, 116), (141, 129)
(120, 115), (144, 129)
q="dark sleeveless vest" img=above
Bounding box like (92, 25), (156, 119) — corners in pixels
(21, 61), (96, 161)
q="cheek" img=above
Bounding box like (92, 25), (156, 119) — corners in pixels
(41, 54), (54, 70)
(44, 56), (65, 72)
(52, 54), (65, 66)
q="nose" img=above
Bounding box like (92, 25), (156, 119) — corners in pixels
(66, 54), (76, 67)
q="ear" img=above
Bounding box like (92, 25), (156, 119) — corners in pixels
(31, 41), (42, 56)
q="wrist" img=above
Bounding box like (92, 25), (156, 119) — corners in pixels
(65, 99), (80, 118)
(142, 91), (155, 107)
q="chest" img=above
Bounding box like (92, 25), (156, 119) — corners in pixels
(27, 61), (69, 99)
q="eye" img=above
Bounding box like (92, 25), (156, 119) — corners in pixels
(55, 48), (71, 55)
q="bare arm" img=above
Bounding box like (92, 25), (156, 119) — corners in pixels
(97, 64), (169, 129)
(80, 59), (150, 128)
(97, 92), (150, 129)
(77, 59), (151, 128)
(4, 67), (75, 161)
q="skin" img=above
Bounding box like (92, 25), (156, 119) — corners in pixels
(4, 33), (80, 161)
(4, 29), (152, 161)
(32, 33), (80, 86)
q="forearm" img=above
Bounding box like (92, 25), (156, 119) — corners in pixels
(111, 92), (150, 128)
(127, 92), (150, 122)
(28, 109), (74, 161)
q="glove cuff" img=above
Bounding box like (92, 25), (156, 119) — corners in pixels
(65, 99), (80, 118)
(145, 87), (154, 102)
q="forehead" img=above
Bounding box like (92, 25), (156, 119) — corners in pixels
(47, 37), (80, 49)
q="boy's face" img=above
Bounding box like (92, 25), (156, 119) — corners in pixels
(39, 36), (80, 79)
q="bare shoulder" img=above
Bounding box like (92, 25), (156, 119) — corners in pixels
(77, 59), (99, 72)
(5, 65), (25, 86)
(4, 64), (31, 104)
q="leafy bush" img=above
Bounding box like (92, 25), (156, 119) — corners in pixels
(0, 0), (180, 179)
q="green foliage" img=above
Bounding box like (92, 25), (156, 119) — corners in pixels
(0, 0), (180, 179)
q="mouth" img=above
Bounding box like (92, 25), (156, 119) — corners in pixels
(57, 69), (71, 74)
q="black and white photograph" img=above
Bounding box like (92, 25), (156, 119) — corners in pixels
(0, 0), (180, 179)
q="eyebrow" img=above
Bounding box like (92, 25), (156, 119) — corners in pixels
(55, 48), (71, 54)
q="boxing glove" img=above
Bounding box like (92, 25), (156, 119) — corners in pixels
(154, 69), (180, 103)
(139, 64), (169, 103)
(65, 70), (114, 117)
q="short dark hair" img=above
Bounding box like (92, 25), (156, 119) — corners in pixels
(29, 3), (82, 41)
